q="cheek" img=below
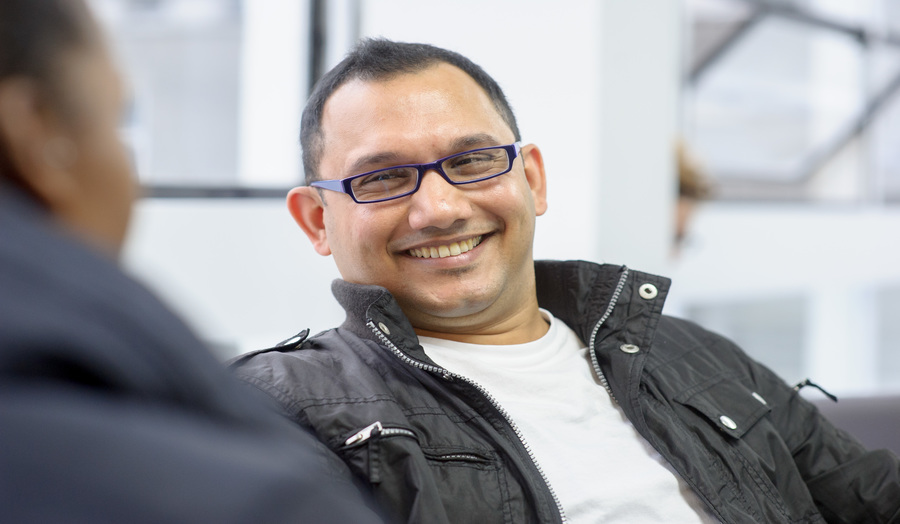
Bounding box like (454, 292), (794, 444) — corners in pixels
(479, 177), (537, 221)
(324, 206), (389, 259)
(101, 138), (137, 241)
(357, 205), (405, 239)
(65, 128), (136, 250)
(95, 136), (135, 205)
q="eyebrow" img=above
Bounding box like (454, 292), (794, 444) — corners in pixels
(345, 133), (503, 176)
(448, 133), (502, 151)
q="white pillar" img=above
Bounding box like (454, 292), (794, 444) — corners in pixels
(596, 0), (682, 274)
(237, 0), (308, 186)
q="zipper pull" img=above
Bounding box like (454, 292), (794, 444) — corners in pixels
(793, 378), (839, 403)
(344, 421), (383, 447)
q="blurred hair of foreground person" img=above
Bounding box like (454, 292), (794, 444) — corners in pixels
(0, 1), (386, 522)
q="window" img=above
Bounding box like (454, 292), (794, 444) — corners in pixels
(90, 0), (312, 194)
(685, 0), (900, 203)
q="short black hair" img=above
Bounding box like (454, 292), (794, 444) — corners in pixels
(300, 38), (521, 183)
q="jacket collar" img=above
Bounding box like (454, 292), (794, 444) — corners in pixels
(332, 280), (423, 355)
(534, 261), (671, 347)
(331, 260), (672, 351)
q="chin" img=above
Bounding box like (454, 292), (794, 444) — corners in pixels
(417, 295), (494, 319)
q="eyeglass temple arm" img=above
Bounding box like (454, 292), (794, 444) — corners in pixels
(309, 179), (346, 193)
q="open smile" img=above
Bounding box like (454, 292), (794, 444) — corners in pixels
(408, 235), (484, 259)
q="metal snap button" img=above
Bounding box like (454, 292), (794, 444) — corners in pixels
(719, 415), (737, 430)
(619, 344), (640, 354)
(377, 322), (391, 335)
(639, 283), (658, 300)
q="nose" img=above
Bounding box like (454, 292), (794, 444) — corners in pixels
(406, 168), (472, 230)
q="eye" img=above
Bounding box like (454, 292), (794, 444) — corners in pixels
(356, 168), (413, 187)
(449, 152), (492, 168)
(350, 167), (418, 200)
(445, 149), (506, 177)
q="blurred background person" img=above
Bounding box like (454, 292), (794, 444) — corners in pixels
(0, 1), (385, 522)
(674, 138), (713, 256)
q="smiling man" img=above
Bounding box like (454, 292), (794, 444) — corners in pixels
(231, 39), (900, 524)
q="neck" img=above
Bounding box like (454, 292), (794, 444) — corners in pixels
(412, 300), (549, 345)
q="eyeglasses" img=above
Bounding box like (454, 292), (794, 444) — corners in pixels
(310, 142), (522, 204)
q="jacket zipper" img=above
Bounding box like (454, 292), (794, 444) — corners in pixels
(587, 267), (630, 405)
(344, 421), (491, 464)
(582, 268), (727, 522)
(427, 452), (490, 462)
(344, 420), (417, 447)
(583, 268), (728, 522)
(367, 320), (568, 524)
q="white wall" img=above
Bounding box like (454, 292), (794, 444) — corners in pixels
(596, 0), (681, 274)
(124, 198), (343, 357)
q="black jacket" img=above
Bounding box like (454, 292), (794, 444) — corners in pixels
(232, 260), (900, 523)
(0, 186), (385, 523)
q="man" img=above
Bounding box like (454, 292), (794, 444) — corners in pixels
(0, 1), (384, 522)
(231, 38), (900, 523)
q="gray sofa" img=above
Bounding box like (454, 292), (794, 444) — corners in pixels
(811, 395), (900, 455)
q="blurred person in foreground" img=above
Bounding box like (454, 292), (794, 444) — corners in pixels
(0, 1), (385, 522)
(231, 39), (900, 523)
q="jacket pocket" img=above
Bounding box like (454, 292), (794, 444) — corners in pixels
(423, 449), (495, 464)
(674, 375), (772, 439)
(340, 421), (418, 484)
(668, 377), (811, 522)
(338, 421), (509, 523)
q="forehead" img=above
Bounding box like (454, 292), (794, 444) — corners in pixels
(318, 63), (513, 171)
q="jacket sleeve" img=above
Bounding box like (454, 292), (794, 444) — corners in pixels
(746, 354), (900, 523)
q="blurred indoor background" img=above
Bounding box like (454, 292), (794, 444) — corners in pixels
(91, 0), (900, 399)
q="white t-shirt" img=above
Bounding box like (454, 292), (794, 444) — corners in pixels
(419, 310), (719, 524)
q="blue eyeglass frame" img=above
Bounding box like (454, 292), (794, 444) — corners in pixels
(310, 142), (522, 204)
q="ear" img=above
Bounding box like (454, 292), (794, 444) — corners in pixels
(287, 186), (332, 256)
(520, 144), (548, 216)
(0, 78), (77, 207)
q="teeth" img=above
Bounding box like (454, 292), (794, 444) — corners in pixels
(409, 235), (483, 259)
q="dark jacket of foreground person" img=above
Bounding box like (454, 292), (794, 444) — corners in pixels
(232, 260), (900, 524)
(0, 187), (385, 524)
